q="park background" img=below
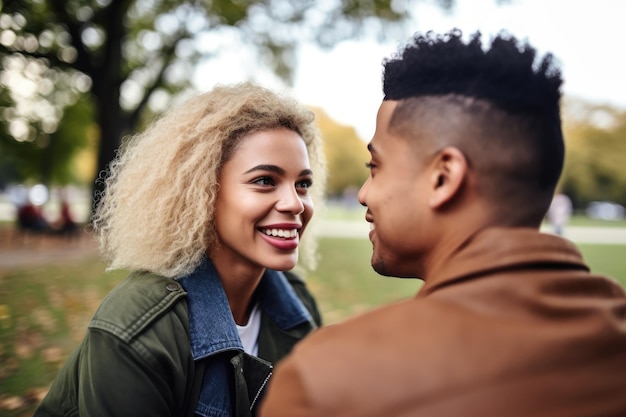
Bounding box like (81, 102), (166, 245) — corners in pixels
(1, 0), (626, 415)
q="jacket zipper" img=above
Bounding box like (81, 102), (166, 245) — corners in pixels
(250, 368), (273, 410)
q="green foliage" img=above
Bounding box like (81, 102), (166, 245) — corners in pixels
(0, 97), (94, 186)
(0, 0), (421, 197)
(313, 108), (370, 196)
(561, 99), (626, 207)
(48, 98), (96, 184)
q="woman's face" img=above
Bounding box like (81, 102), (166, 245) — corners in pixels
(211, 128), (314, 273)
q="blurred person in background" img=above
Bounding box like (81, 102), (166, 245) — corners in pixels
(260, 30), (626, 417)
(35, 82), (326, 417)
(48, 189), (80, 238)
(12, 184), (51, 233)
(547, 192), (573, 235)
(16, 200), (50, 232)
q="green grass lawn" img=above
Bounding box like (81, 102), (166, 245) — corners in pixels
(577, 243), (626, 282)
(0, 261), (128, 416)
(310, 238), (626, 324)
(323, 204), (626, 228)
(0, 236), (625, 416)
(308, 238), (420, 324)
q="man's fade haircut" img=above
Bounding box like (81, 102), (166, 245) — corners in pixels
(383, 29), (562, 114)
(382, 29), (564, 223)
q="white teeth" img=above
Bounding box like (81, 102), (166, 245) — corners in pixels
(370, 223), (375, 231)
(263, 228), (297, 238)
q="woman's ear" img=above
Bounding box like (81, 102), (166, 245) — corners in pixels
(428, 146), (468, 209)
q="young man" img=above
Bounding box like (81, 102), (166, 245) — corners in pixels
(259, 30), (626, 416)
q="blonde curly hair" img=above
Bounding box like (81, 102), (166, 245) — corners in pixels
(92, 82), (327, 278)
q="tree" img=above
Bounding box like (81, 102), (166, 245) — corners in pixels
(0, 95), (94, 187)
(560, 99), (626, 207)
(1, 0), (437, 209)
(313, 107), (369, 197)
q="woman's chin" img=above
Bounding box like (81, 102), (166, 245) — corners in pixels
(263, 257), (298, 272)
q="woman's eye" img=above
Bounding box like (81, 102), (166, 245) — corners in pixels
(297, 179), (313, 191)
(253, 176), (275, 186)
(365, 162), (376, 169)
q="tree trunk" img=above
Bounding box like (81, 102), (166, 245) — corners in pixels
(89, 1), (129, 219)
(92, 91), (124, 217)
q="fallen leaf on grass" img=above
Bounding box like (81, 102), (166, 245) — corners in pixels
(0, 395), (25, 410)
(32, 308), (57, 333)
(25, 387), (49, 404)
(41, 347), (63, 363)
(14, 329), (44, 359)
(0, 357), (18, 378)
(0, 388), (48, 412)
(14, 342), (33, 360)
(0, 304), (10, 329)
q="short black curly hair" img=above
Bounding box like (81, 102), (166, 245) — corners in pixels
(381, 29), (565, 225)
(383, 29), (562, 117)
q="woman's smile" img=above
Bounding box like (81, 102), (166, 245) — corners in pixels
(258, 222), (302, 250)
(211, 128), (314, 272)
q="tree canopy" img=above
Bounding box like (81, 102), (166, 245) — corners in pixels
(0, 0), (429, 201)
(313, 107), (370, 197)
(561, 99), (626, 208)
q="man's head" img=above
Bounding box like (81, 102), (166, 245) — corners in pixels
(358, 29), (564, 278)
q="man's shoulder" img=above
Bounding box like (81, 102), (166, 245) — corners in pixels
(289, 298), (424, 359)
(88, 271), (188, 342)
(262, 299), (434, 416)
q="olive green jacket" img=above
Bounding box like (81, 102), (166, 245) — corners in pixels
(34, 266), (321, 417)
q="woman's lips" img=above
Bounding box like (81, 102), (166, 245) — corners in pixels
(259, 229), (300, 250)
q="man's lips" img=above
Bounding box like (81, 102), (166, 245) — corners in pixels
(365, 213), (375, 240)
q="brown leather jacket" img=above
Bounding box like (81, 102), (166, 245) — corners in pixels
(260, 228), (626, 417)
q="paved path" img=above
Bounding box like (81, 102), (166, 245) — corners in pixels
(554, 226), (626, 244)
(317, 220), (626, 244)
(0, 230), (99, 270)
(1, 222), (625, 270)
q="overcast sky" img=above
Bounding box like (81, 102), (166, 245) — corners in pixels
(195, 0), (626, 140)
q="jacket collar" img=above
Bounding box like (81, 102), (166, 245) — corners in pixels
(256, 268), (313, 329)
(419, 227), (589, 297)
(177, 256), (312, 361)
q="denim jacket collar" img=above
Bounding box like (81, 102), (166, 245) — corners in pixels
(178, 256), (312, 361)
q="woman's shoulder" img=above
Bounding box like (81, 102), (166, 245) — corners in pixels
(88, 271), (188, 342)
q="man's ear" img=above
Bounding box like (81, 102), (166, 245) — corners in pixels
(428, 146), (468, 209)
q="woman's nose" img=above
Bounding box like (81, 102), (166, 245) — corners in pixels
(276, 187), (305, 214)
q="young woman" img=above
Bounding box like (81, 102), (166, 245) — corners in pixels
(35, 83), (326, 417)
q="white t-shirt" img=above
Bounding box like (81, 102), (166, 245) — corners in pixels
(236, 302), (261, 356)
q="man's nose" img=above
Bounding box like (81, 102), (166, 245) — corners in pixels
(358, 177), (369, 207)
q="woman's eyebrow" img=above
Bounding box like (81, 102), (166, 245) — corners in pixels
(245, 164), (284, 175)
(244, 166), (313, 177)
